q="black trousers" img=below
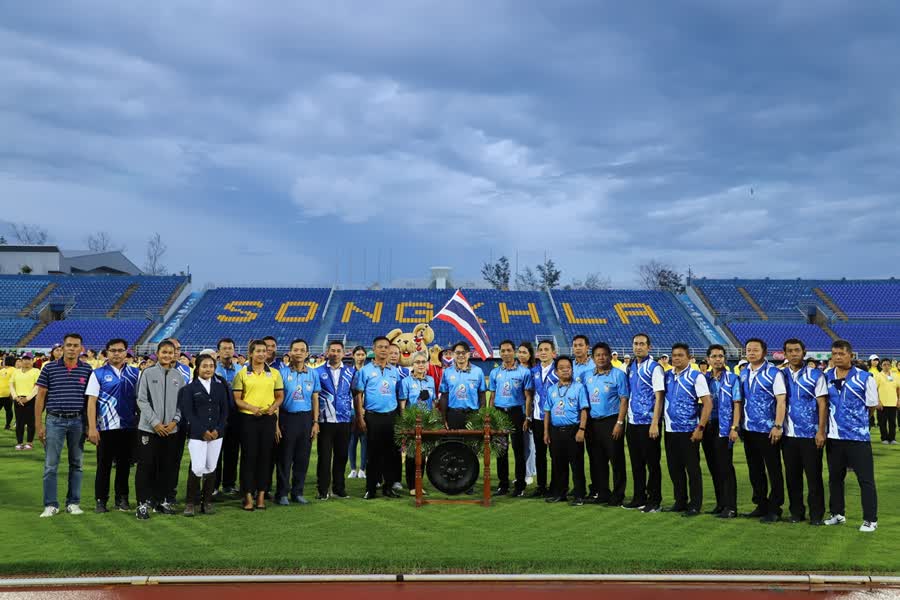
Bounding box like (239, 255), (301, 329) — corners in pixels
(781, 436), (825, 521)
(446, 408), (472, 430)
(15, 399), (35, 444)
(168, 426), (187, 503)
(215, 408), (242, 490)
(317, 422), (351, 496)
(665, 431), (702, 511)
(625, 423), (662, 506)
(95, 428), (135, 503)
(743, 430), (784, 515)
(276, 411), (313, 498)
(364, 411), (398, 495)
(701, 420), (722, 508)
(531, 418), (549, 491)
(586, 415), (626, 503)
(714, 436), (737, 512)
(385, 408), (403, 487)
(826, 439), (877, 522)
(0, 396), (12, 428)
(496, 406), (526, 491)
(879, 406), (897, 442)
(549, 425), (585, 499)
(135, 431), (181, 505)
(239, 413), (277, 495)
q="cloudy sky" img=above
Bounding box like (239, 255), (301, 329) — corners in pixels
(1, 1), (898, 287)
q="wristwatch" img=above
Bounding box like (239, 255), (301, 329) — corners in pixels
(697, 424), (705, 431)
(616, 420), (624, 426)
(730, 425), (739, 432)
(578, 427), (585, 431)
(773, 424), (783, 431)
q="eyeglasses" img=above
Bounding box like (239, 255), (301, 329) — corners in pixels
(413, 360), (428, 365)
(454, 351), (470, 356)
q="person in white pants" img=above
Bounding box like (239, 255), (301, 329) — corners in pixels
(178, 355), (229, 517)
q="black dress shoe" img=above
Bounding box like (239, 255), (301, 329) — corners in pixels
(707, 505), (723, 515)
(363, 491), (377, 500)
(510, 488), (526, 498)
(95, 501), (109, 514)
(745, 507), (767, 518)
(716, 509), (738, 519)
(809, 519), (825, 527)
(789, 515), (805, 524)
(529, 487), (547, 498)
(495, 486), (509, 496)
(570, 497), (585, 506)
(760, 513), (780, 523)
(545, 496), (567, 503)
(622, 499), (646, 510)
(315, 493), (328, 500)
(663, 504), (688, 513)
(682, 508), (701, 517)
(606, 499), (623, 507)
(383, 489), (400, 498)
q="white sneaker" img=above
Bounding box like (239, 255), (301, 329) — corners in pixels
(66, 504), (84, 515)
(525, 476), (534, 485)
(824, 514), (846, 526)
(882, 440), (890, 445)
(358, 470), (366, 479)
(39, 506), (59, 518)
(348, 470), (358, 479)
(391, 482), (403, 493)
(859, 521), (878, 533)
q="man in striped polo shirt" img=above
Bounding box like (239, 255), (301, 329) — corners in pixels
(35, 333), (93, 518)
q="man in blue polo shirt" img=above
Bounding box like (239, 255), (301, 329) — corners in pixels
(354, 336), (402, 499)
(35, 333), (93, 518)
(277, 339), (320, 505)
(488, 340), (534, 497)
(543, 356), (590, 505)
(86, 338), (140, 513)
(571, 335), (593, 383)
(664, 343), (712, 517)
(781, 338), (828, 526)
(823, 339), (880, 532)
(625, 333), (666, 513)
(705, 344), (743, 519)
(316, 340), (356, 500)
(579, 342), (629, 506)
(438, 341), (486, 429)
(740, 338), (787, 523)
(214, 337), (242, 495)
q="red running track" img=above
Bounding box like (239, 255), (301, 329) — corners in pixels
(0, 583), (893, 600)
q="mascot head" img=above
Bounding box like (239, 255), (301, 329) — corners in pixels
(387, 323), (442, 367)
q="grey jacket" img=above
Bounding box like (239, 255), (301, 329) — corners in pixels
(137, 364), (186, 434)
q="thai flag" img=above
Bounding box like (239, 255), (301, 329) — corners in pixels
(433, 289), (493, 360)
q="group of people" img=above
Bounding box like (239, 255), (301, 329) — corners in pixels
(0, 330), (887, 534)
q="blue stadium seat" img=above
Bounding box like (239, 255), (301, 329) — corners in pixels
(120, 276), (186, 313)
(173, 288), (332, 350)
(0, 319), (38, 347)
(552, 290), (709, 350)
(726, 323), (834, 352)
(830, 323), (900, 356)
(740, 281), (825, 318)
(694, 281), (755, 316)
(0, 277), (50, 313)
(51, 278), (133, 315)
(31, 320), (151, 349)
(821, 283), (900, 318)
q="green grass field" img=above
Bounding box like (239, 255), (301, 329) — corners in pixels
(1, 424), (897, 577)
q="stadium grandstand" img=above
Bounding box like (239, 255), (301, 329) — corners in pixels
(2, 268), (899, 361)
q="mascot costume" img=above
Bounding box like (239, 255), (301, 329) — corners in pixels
(386, 323), (444, 391)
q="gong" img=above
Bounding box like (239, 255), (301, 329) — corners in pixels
(425, 440), (480, 495)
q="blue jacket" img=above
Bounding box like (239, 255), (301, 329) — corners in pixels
(317, 364), (356, 423)
(177, 378), (230, 441)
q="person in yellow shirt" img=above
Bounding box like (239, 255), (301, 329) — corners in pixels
(611, 351), (624, 370)
(10, 353), (41, 450)
(0, 354), (16, 431)
(232, 339), (284, 511)
(659, 354), (674, 372)
(0, 356), (16, 430)
(875, 360), (899, 444)
(868, 355), (880, 376)
(41, 345), (63, 370)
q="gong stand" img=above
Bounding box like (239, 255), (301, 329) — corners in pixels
(407, 414), (500, 508)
